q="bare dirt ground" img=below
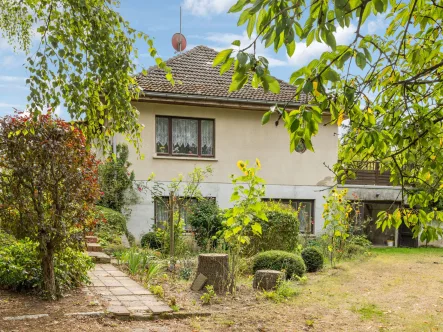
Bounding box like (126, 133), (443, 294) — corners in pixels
(1, 248), (442, 332)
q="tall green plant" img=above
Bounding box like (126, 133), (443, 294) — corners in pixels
(220, 159), (267, 291)
(98, 143), (139, 215)
(188, 198), (223, 251)
(322, 188), (353, 267)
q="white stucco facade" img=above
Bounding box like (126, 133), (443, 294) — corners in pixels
(117, 101), (339, 240)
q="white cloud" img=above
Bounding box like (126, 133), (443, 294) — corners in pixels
(287, 24), (356, 67)
(367, 14), (388, 34)
(182, 0), (236, 16)
(198, 31), (287, 67)
(0, 75), (25, 83)
(0, 102), (22, 109)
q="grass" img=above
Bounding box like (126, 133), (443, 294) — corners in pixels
(370, 247), (443, 255)
(352, 303), (384, 320)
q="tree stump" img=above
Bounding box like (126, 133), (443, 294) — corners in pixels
(193, 253), (229, 293)
(253, 270), (285, 291)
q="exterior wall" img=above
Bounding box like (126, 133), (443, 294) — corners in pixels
(121, 102), (338, 186)
(116, 101), (339, 240)
(128, 181), (331, 241)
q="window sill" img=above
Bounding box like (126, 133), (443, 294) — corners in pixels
(153, 155), (218, 162)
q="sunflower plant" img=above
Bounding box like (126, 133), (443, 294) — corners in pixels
(322, 188), (353, 267)
(220, 159), (267, 292)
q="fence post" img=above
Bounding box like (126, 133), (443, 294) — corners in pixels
(169, 192), (175, 264)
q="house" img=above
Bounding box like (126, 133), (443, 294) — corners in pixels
(116, 45), (440, 247)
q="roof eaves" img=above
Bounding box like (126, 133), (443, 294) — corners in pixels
(139, 90), (305, 108)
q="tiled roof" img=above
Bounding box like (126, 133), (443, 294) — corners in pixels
(137, 45), (308, 104)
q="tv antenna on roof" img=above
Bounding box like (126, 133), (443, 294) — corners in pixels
(172, 6), (187, 53)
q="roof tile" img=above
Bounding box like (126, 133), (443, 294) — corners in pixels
(137, 45), (308, 104)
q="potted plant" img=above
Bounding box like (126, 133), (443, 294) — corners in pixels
(387, 238), (394, 247)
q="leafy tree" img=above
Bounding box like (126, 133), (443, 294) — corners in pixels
(0, 112), (101, 298)
(0, 0), (173, 152)
(219, 0), (443, 242)
(98, 143), (138, 214)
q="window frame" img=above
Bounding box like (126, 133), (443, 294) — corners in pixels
(263, 198), (315, 234)
(153, 196), (216, 232)
(155, 115), (215, 158)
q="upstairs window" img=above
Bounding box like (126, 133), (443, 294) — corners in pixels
(155, 116), (215, 157)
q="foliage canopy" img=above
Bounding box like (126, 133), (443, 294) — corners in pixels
(221, 0), (443, 242)
(0, 0), (173, 152)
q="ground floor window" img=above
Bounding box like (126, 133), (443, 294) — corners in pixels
(263, 198), (315, 234)
(154, 197), (215, 232)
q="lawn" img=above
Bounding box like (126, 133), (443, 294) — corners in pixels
(1, 248), (442, 331)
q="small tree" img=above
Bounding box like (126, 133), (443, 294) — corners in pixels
(0, 112), (101, 298)
(220, 159), (267, 291)
(98, 143), (138, 214)
(143, 166), (213, 260)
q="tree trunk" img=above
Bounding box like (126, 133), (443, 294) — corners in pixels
(194, 253), (229, 294)
(41, 243), (57, 299)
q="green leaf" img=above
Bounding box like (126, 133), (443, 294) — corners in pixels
(229, 75), (248, 92)
(355, 52), (367, 70)
(238, 10), (251, 26)
(213, 49), (233, 67)
(262, 111), (271, 125)
(325, 32), (336, 51)
(251, 222), (262, 235)
(229, 0), (247, 13)
(323, 68), (340, 82)
(220, 57), (234, 75)
(263, 75), (280, 94)
(373, 0), (384, 13)
(237, 52), (248, 66)
(247, 13), (257, 38)
(232, 40), (241, 47)
(286, 40), (296, 57)
(306, 30), (315, 46)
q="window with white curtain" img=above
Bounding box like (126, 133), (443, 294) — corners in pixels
(155, 116), (215, 157)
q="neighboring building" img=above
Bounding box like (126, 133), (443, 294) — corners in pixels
(116, 45), (440, 247)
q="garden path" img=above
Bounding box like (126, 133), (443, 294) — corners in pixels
(88, 264), (173, 317)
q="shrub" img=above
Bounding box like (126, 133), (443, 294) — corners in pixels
(349, 235), (372, 248)
(187, 198), (223, 250)
(0, 113), (100, 298)
(301, 247), (324, 272)
(0, 235), (93, 293)
(253, 250), (306, 279)
(245, 201), (300, 256)
(95, 206), (134, 247)
(97, 143), (139, 214)
(344, 244), (366, 258)
(141, 232), (162, 250)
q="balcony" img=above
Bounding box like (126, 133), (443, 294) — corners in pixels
(342, 161), (392, 186)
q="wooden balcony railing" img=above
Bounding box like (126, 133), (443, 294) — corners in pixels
(342, 161), (392, 186)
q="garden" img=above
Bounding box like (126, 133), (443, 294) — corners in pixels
(0, 112), (442, 332)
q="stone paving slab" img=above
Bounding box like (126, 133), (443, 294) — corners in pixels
(88, 264), (172, 317)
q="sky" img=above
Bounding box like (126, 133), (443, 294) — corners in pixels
(0, 0), (387, 118)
